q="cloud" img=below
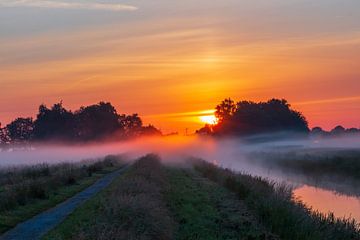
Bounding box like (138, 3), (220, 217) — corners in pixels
(0, 0), (138, 11)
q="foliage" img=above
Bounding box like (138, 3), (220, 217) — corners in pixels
(5, 118), (34, 143)
(1, 101), (162, 143)
(311, 126), (360, 138)
(207, 98), (309, 136)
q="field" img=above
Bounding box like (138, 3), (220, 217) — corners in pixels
(0, 155), (124, 233)
(41, 154), (360, 240)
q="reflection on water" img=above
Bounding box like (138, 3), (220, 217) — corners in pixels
(293, 185), (360, 223)
(220, 159), (360, 225)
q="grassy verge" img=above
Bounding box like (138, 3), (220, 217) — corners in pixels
(193, 159), (360, 240)
(44, 154), (175, 240)
(0, 155), (123, 233)
(165, 168), (277, 240)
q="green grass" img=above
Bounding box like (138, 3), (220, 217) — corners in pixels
(44, 156), (360, 240)
(46, 157), (277, 240)
(165, 168), (277, 240)
(193, 159), (360, 240)
(42, 181), (108, 240)
(44, 154), (175, 240)
(0, 155), (123, 233)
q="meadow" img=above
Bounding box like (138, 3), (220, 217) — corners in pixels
(42, 154), (360, 240)
(0, 155), (124, 233)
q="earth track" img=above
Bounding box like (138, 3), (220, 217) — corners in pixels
(0, 165), (129, 240)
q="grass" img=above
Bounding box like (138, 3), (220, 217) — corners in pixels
(44, 155), (360, 240)
(165, 168), (277, 240)
(47, 157), (278, 240)
(44, 154), (175, 240)
(192, 159), (360, 240)
(0, 155), (123, 233)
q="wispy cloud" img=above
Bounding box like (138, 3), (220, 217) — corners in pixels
(295, 96), (360, 106)
(0, 0), (138, 11)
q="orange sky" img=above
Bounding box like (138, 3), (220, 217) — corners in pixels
(1, 0), (360, 133)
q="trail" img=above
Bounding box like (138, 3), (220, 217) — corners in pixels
(0, 165), (129, 240)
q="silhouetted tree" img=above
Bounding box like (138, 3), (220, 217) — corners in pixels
(119, 113), (143, 138)
(33, 102), (76, 140)
(75, 102), (120, 140)
(29, 101), (162, 141)
(0, 123), (8, 145)
(196, 124), (213, 135)
(346, 128), (360, 134)
(140, 125), (162, 136)
(211, 98), (309, 136)
(6, 118), (34, 142)
(330, 125), (346, 136)
(215, 98), (237, 123)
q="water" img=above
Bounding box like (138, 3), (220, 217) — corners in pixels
(294, 185), (360, 223)
(218, 156), (360, 225)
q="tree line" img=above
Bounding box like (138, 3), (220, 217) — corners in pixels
(197, 98), (310, 136)
(198, 98), (360, 138)
(1, 98), (359, 145)
(0, 101), (161, 145)
(311, 125), (360, 137)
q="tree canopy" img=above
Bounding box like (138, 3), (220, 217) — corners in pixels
(0, 101), (162, 144)
(200, 98), (310, 136)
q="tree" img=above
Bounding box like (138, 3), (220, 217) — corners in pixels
(3, 101), (161, 143)
(196, 124), (213, 135)
(215, 98), (237, 123)
(0, 123), (9, 145)
(119, 113), (143, 138)
(33, 102), (76, 140)
(75, 102), (120, 140)
(210, 98), (309, 136)
(140, 125), (162, 136)
(331, 125), (346, 136)
(6, 118), (34, 142)
(346, 128), (360, 134)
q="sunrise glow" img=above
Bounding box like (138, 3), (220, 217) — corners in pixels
(199, 115), (218, 125)
(1, 0), (360, 133)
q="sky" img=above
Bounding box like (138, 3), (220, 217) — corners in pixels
(0, 0), (360, 133)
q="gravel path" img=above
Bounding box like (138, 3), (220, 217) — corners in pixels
(0, 166), (129, 240)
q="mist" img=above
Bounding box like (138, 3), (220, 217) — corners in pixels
(1, 133), (360, 173)
(1, 134), (360, 222)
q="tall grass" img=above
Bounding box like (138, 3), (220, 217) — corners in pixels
(193, 159), (360, 240)
(0, 155), (122, 213)
(165, 168), (278, 240)
(46, 154), (175, 240)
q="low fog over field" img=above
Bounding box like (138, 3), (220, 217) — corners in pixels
(1, 134), (360, 169)
(1, 134), (360, 223)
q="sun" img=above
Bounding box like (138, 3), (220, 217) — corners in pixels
(199, 115), (218, 125)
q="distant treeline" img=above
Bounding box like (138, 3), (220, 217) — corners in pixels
(1, 99), (359, 145)
(0, 102), (161, 144)
(197, 98), (360, 138)
(311, 125), (360, 137)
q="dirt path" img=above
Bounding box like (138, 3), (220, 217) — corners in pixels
(0, 165), (129, 240)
